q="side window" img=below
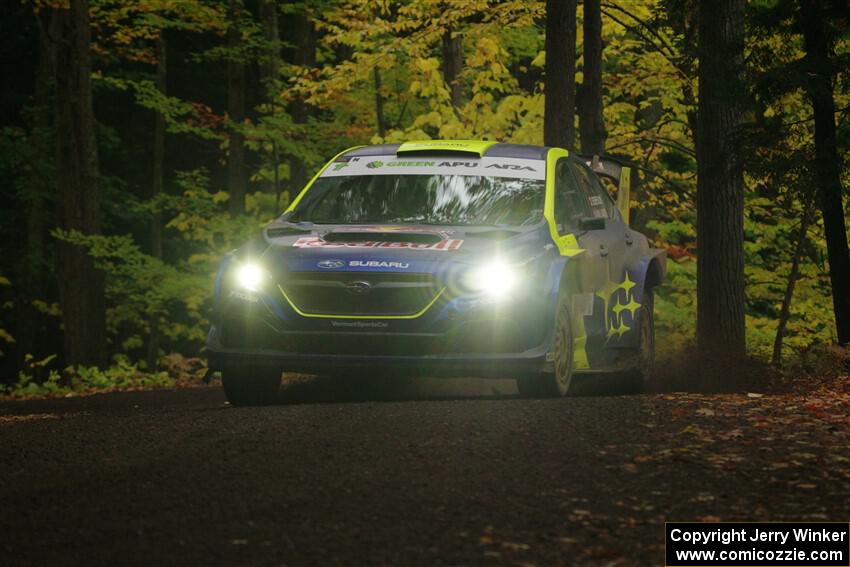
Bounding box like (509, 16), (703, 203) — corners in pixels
(571, 162), (612, 219)
(555, 159), (590, 233)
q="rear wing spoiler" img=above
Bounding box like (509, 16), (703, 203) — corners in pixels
(579, 155), (633, 226)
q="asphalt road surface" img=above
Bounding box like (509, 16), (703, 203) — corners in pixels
(2, 377), (848, 566)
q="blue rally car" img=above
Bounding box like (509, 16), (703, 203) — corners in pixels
(207, 140), (666, 405)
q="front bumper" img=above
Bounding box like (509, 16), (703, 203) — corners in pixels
(208, 263), (559, 378)
(207, 343), (552, 379)
(206, 304), (555, 379)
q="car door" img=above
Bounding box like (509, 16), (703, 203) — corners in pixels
(569, 160), (633, 358)
(553, 158), (607, 369)
(554, 158), (606, 289)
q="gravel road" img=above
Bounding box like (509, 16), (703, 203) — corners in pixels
(2, 378), (848, 566)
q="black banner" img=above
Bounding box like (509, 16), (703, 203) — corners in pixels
(666, 522), (850, 566)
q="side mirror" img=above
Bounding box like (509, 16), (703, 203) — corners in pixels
(578, 216), (606, 231)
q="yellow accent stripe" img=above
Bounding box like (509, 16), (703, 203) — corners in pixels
(284, 145), (365, 213)
(543, 148), (585, 258)
(617, 166), (631, 225)
(278, 285), (446, 319)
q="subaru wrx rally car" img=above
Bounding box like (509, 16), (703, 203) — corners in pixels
(207, 140), (666, 405)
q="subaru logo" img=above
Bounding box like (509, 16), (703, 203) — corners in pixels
(317, 259), (346, 269)
(344, 280), (373, 295)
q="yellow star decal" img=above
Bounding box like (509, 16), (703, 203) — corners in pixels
(600, 272), (639, 339)
(619, 273), (636, 295)
(607, 320), (630, 339)
(623, 297), (642, 318)
(596, 277), (621, 305)
(612, 298), (628, 321)
(596, 276), (622, 331)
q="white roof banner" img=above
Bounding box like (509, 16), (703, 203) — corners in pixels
(320, 155), (546, 181)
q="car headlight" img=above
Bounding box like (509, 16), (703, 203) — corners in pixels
(233, 262), (268, 292)
(464, 260), (519, 298)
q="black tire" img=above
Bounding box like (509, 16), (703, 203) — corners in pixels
(222, 366), (281, 406)
(517, 293), (574, 398)
(628, 287), (655, 392)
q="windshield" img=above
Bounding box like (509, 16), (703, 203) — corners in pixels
(288, 174), (545, 226)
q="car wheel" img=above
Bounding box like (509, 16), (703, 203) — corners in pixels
(517, 293), (574, 398)
(629, 287), (655, 392)
(222, 366), (281, 406)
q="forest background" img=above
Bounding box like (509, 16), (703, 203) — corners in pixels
(1, 0), (848, 395)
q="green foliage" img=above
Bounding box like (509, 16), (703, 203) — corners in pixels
(2, 355), (176, 399)
(655, 259), (697, 355)
(49, 167), (279, 360)
(1, 0), (847, 389)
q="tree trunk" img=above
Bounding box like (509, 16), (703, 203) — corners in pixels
(15, 11), (54, 363)
(441, 27), (463, 107)
(801, 0), (850, 346)
(578, 0), (606, 156)
(227, 0), (246, 217)
(52, 0), (107, 368)
(257, 0), (279, 96)
(258, 0), (280, 199)
(544, 0), (577, 150)
(146, 31), (167, 370)
(374, 66), (386, 137)
(288, 8), (316, 194)
(696, 0), (747, 361)
(772, 208), (811, 365)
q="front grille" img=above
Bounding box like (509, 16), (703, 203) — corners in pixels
(280, 272), (443, 317)
(223, 329), (524, 356)
(268, 333), (443, 356)
(219, 310), (530, 356)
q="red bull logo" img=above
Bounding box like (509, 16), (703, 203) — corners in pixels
(292, 237), (463, 251)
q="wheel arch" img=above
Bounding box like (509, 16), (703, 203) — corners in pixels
(620, 249), (666, 350)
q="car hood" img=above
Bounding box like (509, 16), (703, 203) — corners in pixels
(254, 220), (550, 273)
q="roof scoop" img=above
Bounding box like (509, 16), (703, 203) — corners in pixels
(396, 140), (496, 158)
(320, 228), (447, 245)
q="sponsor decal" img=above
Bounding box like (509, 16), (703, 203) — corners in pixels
(349, 260), (410, 269)
(317, 259), (346, 269)
(320, 155), (545, 180)
(485, 163), (537, 172)
(330, 320), (389, 329)
(438, 161), (478, 168)
(294, 236), (462, 251)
